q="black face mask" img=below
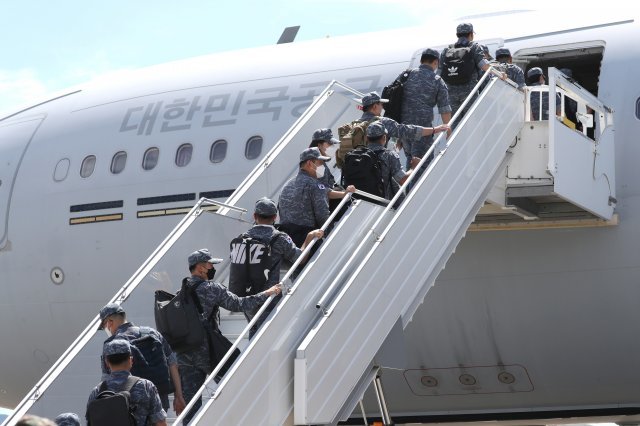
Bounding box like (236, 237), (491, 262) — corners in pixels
(207, 267), (216, 281)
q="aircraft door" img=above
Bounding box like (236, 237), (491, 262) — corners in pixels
(0, 115), (45, 249)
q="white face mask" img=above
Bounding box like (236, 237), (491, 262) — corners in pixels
(315, 163), (325, 179)
(325, 144), (338, 158)
(104, 327), (112, 338)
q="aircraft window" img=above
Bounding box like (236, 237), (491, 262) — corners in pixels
(210, 139), (227, 163)
(245, 136), (263, 160)
(54, 158), (70, 182)
(142, 147), (160, 171)
(80, 155), (96, 178)
(110, 151), (127, 174)
(176, 143), (193, 167)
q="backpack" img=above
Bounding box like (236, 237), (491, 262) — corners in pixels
(154, 279), (207, 353)
(86, 376), (139, 426)
(336, 118), (379, 168)
(128, 328), (174, 395)
(341, 146), (385, 197)
(228, 232), (282, 297)
(381, 69), (411, 122)
(441, 44), (475, 85)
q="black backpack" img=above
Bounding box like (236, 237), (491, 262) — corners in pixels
(381, 69), (411, 122)
(441, 44), (475, 85)
(341, 146), (385, 198)
(228, 232), (282, 297)
(154, 279), (207, 353)
(86, 376), (139, 426)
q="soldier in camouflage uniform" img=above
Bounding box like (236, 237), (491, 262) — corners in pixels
(86, 339), (167, 426)
(179, 249), (281, 424)
(495, 48), (526, 89)
(309, 129), (353, 206)
(365, 122), (415, 200)
(54, 412), (80, 426)
(279, 148), (355, 246)
(97, 303), (186, 416)
(399, 48), (452, 170)
(527, 67), (561, 120)
(438, 23), (490, 123)
(237, 197), (323, 336)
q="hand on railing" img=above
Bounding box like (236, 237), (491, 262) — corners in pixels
(264, 283), (283, 296)
(345, 185), (356, 193)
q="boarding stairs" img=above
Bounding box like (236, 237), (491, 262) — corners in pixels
(3, 67), (616, 425)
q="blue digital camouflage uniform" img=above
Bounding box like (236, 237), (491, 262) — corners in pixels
(438, 38), (489, 116)
(367, 143), (407, 200)
(87, 370), (166, 426)
(529, 81), (561, 121)
(278, 169), (330, 228)
(400, 64), (451, 162)
(100, 322), (177, 411)
(502, 62), (526, 89)
(242, 224), (302, 336)
(318, 162), (336, 193)
(360, 111), (425, 143)
(178, 276), (269, 424)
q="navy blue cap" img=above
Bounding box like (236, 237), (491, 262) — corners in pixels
(421, 48), (439, 59)
(366, 122), (388, 138)
(527, 67), (544, 79)
(312, 128), (339, 144)
(495, 48), (511, 58)
(55, 412), (81, 426)
(300, 147), (331, 162)
(255, 197), (277, 216)
(104, 339), (132, 356)
(98, 303), (125, 329)
(188, 248), (223, 267)
(357, 92), (388, 107)
(456, 23), (474, 34)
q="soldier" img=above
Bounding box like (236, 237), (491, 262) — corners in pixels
(86, 339), (167, 426)
(399, 48), (451, 170)
(279, 147), (355, 246)
(180, 249), (281, 424)
(438, 23), (491, 121)
(527, 67), (561, 120)
(309, 128), (352, 204)
(365, 122), (414, 200)
(97, 303), (186, 416)
(230, 197), (323, 337)
(495, 48), (526, 89)
(358, 92), (448, 160)
(53, 413), (80, 426)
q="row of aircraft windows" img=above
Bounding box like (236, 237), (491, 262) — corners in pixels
(76, 137), (263, 178)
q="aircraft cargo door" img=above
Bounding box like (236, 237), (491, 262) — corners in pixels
(0, 115), (45, 249)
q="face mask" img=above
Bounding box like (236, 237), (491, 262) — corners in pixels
(315, 164), (325, 179)
(325, 144), (338, 157)
(207, 267), (216, 280)
(104, 327), (112, 338)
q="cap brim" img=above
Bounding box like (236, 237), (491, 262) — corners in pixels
(329, 137), (340, 144)
(379, 98), (389, 103)
(318, 155), (331, 161)
(207, 258), (224, 264)
(98, 320), (105, 331)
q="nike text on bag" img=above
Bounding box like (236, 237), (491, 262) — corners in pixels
(86, 376), (138, 426)
(336, 118), (379, 168)
(228, 233), (281, 297)
(441, 46), (475, 85)
(154, 279), (206, 353)
(381, 70), (411, 122)
(341, 146), (385, 197)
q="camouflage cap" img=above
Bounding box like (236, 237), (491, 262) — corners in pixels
(527, 67), (544, 79)
(421, 48), (439, 59)
(104, 339), (132, 356)
(98, 303), (125, 329)
(495, 47), (511, 58)
(456, 23), (474, 34)
(255, 197), (278, 216)
(312, 128), (339, 144)
(54, 412), (81, 426)
(480, 45), (492, 59)
(188, 248), (224, 267)
(559, 68), (573, 78)
(366, 122), (388, 138)
(357, 92), (389, 107)
(300, 147), (331, 162)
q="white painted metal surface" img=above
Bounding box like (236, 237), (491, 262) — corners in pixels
(294, 77), (525, 425)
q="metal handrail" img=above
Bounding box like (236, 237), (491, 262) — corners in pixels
(172, 193), (354, 424)
(3, 197), (232, 426)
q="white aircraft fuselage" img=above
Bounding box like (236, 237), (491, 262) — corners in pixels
(1, 10), (640, 423)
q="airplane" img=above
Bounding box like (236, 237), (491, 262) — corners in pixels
(1, 8), (640, 425)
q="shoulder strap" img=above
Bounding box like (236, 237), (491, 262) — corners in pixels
(124, 376), (139, 392)
(98, 381), (108, 393)
(400, 69), (411, 83)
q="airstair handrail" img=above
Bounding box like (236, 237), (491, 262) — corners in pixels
(3, 197), (228, 426)
(172, 192), (354, 425)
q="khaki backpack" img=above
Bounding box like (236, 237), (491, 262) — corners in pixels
(336, 117), (380, 168)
